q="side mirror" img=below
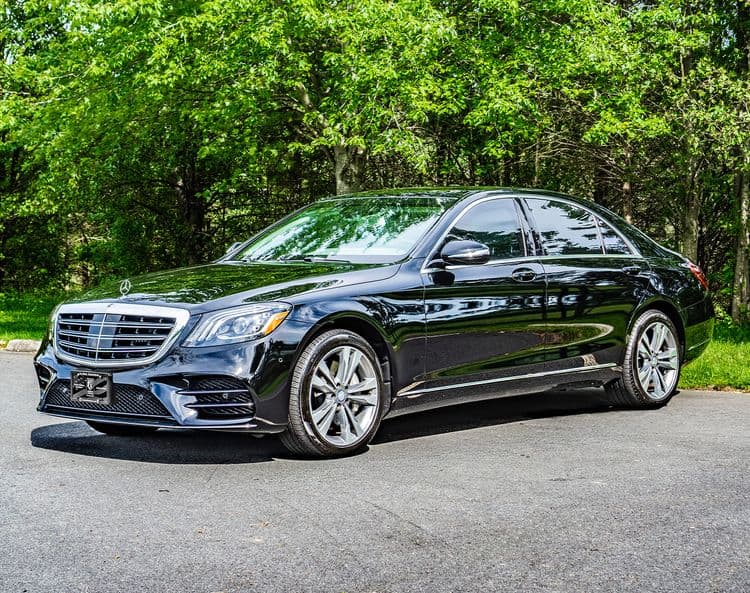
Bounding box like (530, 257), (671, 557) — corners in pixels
(225, 241), (243, 256)
(440, 240), (491, 266)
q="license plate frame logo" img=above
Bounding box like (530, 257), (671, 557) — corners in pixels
(71, 371), (114, 405)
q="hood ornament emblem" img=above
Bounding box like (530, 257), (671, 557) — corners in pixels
(119, 278), (132, 297)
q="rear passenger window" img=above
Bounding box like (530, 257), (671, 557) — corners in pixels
(597, 217), (632, 255)
(447, 199), (525, 260)
(527, 199), (602, 255)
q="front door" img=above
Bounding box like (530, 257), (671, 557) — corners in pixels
(414, 197), (548, 408)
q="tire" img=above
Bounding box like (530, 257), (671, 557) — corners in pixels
(606, 310), (682, 407)
(86, 421), (159, 436)
(280, 329), (387, 457)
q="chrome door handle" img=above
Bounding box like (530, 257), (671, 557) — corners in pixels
(622, 265), (641, 275)
(511, 268), (537, 282)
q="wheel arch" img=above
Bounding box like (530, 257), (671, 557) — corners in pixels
(629, 298), (686, 358)
(294, 312), (396, 405)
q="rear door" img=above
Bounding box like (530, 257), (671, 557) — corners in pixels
(523, 197), (650, 372)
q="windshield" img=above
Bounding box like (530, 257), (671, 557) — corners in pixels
(232, 196), (452, 264)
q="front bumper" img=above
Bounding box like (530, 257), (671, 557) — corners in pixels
(34, 319), (311, 433)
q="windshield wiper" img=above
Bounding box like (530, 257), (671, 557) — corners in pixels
(281, 254), (352, 263)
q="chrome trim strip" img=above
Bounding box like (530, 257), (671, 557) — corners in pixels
(420, 193), (643, 274)
(185, 402), (254, 409)
(53, 303), (191, 369)
(177, 388), (249, 396)
(42, 404), (173, 419)
(397, 363), (618, 397)
(686, 337), (711, 352)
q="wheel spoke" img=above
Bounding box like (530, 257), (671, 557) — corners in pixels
(638, 363), (652, 387)
(348, 391), (378, 406)
(343, 403), (363, 437)
(313, 360), (337, 393)
(312, 370), (335, 394)
(336, 405), (352, 441)
(638, 339), (652, 359)
(343, 350), (362, 386)
(347, 377), (376, 394)
(335, 347), (352, 385)
(651, 368), (665, 397)
(656, 348), (678, 369)
(650, 323), (667, 353)
(312, 398), (337, 435)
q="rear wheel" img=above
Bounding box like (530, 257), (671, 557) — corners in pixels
(86, 421), (159, 436)
(280, 329), (386, 457)
(606, 310), (681, 407)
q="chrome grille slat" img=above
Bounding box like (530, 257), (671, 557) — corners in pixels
(57, 341), (160, 354)
(54, 303), (190, 368)
(61, 321), (174, 329)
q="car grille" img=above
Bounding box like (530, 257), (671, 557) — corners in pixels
(56, 311), (177, 364)
(179, 376), (256, 420)
(43, 380), (174, 419)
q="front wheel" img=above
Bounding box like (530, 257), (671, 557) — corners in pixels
(606, 310), (682, 407)
(280, 329), (386, 457)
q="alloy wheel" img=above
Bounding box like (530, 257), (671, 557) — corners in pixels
(308, 345), (379, 447)
(635, 321), (680, 400)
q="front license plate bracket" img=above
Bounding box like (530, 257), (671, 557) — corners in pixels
(71, 371), (114, 405)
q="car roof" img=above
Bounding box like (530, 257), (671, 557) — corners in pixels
(324, 186), (595, 205)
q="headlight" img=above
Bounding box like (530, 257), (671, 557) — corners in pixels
(183, 303), (290, 347)
(48, 304), (62, 342)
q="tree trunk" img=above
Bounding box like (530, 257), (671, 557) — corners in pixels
(732, 171), (749, 322)
(681, 193), (700, 263)
(621, 146), (633, 222)
(731, 0), (750, 321)
(333, 144), (366, 195)
(175, 161), (204, 265)
(621, 180), (633, 223)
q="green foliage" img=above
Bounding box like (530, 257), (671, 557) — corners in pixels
(0, 0), (749, 323)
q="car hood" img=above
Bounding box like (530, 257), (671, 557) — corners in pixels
(69, 261), (398, 311)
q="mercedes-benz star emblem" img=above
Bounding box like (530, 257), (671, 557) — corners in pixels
(119, 278), (132, 297)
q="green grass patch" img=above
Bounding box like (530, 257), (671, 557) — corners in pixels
(679, 322), (750, 391)
(0, 292), (62, 343)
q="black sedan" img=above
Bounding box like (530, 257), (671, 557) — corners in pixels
(34, 188), (714, 457)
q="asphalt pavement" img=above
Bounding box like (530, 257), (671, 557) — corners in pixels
(1, 351), (748, 593)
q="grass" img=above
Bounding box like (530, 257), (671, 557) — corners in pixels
(0, 292), (61, 345)
(1, 291), (749, 391)
(679, 322), (750, 391)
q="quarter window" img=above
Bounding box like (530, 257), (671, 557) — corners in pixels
(527, 199), (603, 255)
(597, 217), (632, 255)
(446, 199), (525, 260)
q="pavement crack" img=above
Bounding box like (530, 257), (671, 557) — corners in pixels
(363, 499), (449, 546)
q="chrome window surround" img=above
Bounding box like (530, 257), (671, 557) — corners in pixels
(53, 302), (191, 369)
(421, 194), (641, 273)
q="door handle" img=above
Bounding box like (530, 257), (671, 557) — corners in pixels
(511, 267), (537, 282)
(622, 265), (641, 275)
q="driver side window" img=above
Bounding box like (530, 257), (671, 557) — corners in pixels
(447, 199), (526, 260)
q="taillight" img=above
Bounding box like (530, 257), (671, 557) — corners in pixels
(687, 262), (709, 291)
